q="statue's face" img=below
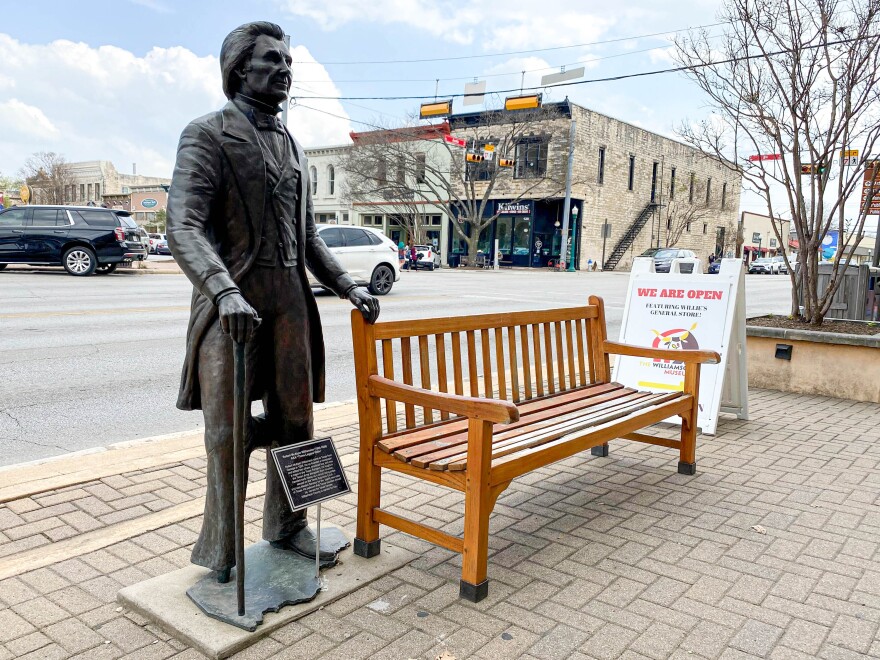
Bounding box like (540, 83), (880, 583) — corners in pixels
(239, 34), (292, 106)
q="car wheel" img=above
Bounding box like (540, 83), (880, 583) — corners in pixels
(0, 264), (6, 271)
(427, 263), (435, 271)
(368, 264), (394, 295)
(96, 263), (118, 275)
(63, 247), (97, 276)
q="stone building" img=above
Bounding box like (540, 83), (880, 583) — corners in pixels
(61, 161), (170, 211)
(445, 100), (742, 269)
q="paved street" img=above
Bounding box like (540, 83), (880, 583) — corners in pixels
(0, 266), (792, 466)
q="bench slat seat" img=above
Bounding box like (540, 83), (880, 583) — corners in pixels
(351, 296), (719, 604)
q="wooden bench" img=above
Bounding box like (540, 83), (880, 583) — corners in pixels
(351, 296), (719, 602)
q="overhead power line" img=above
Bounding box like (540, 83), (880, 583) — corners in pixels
(289, 34), (879, 102)
(291, 22), (729, 65)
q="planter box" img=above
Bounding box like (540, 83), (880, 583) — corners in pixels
(746, 325), (880, 403)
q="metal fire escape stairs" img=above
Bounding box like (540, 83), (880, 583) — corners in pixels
(603, 202), (660, 271)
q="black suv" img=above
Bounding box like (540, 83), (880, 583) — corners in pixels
(0, 205), (147, 276)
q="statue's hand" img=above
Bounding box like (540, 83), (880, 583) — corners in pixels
(218, 293), (262, 344)
(348, 287), (380, 324)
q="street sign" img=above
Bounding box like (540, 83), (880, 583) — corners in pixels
(840, 149), (859, 166)
(482, 144), (495, 161)
(443, 134), (467, 148)
(862, 161), (880, 215)
(463, 80), (486, 106)
(271, 438), (351, 512)
(748, 154), (781, 161)
(752, 232), (761, 243)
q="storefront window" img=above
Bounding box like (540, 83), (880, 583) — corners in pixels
(496, 216), (513, 256)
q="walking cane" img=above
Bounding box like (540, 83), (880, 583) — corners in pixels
(232, 340), (247, 617)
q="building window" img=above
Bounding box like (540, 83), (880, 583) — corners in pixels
(469, 139), (498, 181)
(328, 166), (335, 196)
(514, 137), (548, 179)
(94, 183), (100, 200)
(376, 159), (387, 183)
(721, 181), (727, 209)
(706, 177), (712, 206)
(396, 157), (406, 184)
(415, 153), (426, 184)
(80, 184), (85, 200)
(686, 221), (691, 232)
(309, 166), (318, 196)
(703, 222), (708, 234)
(669, 167), (676, 200)
(650, 161), (659, 203)
(770, 237), (777, 248)
(597, 147), (605, 185)
(627, 155), (635, 191)
(666, 217), (672, 230)
(689, 173), (695, 203)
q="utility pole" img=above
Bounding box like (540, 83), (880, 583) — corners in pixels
(282, 34), (291, 127)
(559, 118), (577, 270)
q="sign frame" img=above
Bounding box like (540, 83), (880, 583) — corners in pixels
(614, 257), (749, 435)
(270, 437), (351, 513)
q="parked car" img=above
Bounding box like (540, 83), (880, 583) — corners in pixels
(0, 205), (147, 276)
(308, 224), (400, 295)
(639, 247), (664, 258)
(413, 245), (440, 271)
(770, 255), (788, 274)
(748, 257), (778, 274)
(707, 259), (721, 274)
(653, 248), (697, 273)
(148, 233), (168, 254)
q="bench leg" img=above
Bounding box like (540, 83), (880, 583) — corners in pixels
(355, 447), (382, 558)
(591, 442), (609, 457)
(679, 369), (699, 476)
(461, 420), (493, 603)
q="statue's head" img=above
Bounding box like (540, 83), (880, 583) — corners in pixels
(220, 21), (291, 105)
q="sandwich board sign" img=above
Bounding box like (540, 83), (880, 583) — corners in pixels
(614, 257), (748, 435)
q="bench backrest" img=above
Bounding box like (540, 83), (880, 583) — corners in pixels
(352, 297), (612, 435)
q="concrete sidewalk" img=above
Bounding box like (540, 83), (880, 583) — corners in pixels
(1, 389), (879, 659)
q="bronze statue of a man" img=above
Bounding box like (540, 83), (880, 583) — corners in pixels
(167, 21), (379, 582)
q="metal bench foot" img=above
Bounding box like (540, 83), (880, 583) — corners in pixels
(591, 443), (609, 457)
(354, 538), (381, 558)
(678, 461), (696, 475)
(460, 578), (489, 602)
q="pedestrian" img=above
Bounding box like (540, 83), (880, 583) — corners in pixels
(408, 240), (418, 271)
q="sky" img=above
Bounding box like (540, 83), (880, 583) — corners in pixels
(0, 0), (784, 215)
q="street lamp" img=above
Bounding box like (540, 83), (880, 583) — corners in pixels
(567, 206), (579, 271)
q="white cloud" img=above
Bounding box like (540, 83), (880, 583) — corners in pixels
(279, 0), (614, 49)
(0, 34), (351, 177)
(0, 100), (59, 139)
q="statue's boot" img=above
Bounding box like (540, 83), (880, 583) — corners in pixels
(246, 412), (272, 456)
(270, 524), (338, 562)
(215, 567), (232, 584)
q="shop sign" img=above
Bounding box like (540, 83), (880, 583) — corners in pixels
(497, 201), (530, 215)
(141, 198), (158, 208)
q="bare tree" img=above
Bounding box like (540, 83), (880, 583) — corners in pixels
(20, 152), (75, 205)
(344, 104), (572, 265)
(675, 0), (880, 323)
(662, 182), (715, 247)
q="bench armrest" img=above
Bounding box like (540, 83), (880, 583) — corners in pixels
(367, 375), (520, 424)
(603, 340), (721, 365)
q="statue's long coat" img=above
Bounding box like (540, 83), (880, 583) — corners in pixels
(167, 101), (355, 410)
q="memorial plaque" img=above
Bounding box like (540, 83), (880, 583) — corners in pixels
(271, 438), (351, 512)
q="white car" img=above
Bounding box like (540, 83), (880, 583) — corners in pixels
(413, 245), (440, 271)
(148, 233), (167, 254)
(309, 225), (401, 295)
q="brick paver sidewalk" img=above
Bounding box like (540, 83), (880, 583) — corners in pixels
(1, 389), (879, 659)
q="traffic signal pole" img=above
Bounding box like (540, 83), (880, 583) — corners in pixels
(559, 119), (577, 270)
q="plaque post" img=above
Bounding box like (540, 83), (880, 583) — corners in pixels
(315, 504), (321, 579)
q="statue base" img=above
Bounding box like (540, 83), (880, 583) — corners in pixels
(187, 528), (349, 632)
(117, 529), (416, 659)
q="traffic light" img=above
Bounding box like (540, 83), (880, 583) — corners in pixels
(498, 158), (514, 167)
(801, 162), (827, 175)
(466, 152), (485, 163)
(420, 99), (452, 118)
